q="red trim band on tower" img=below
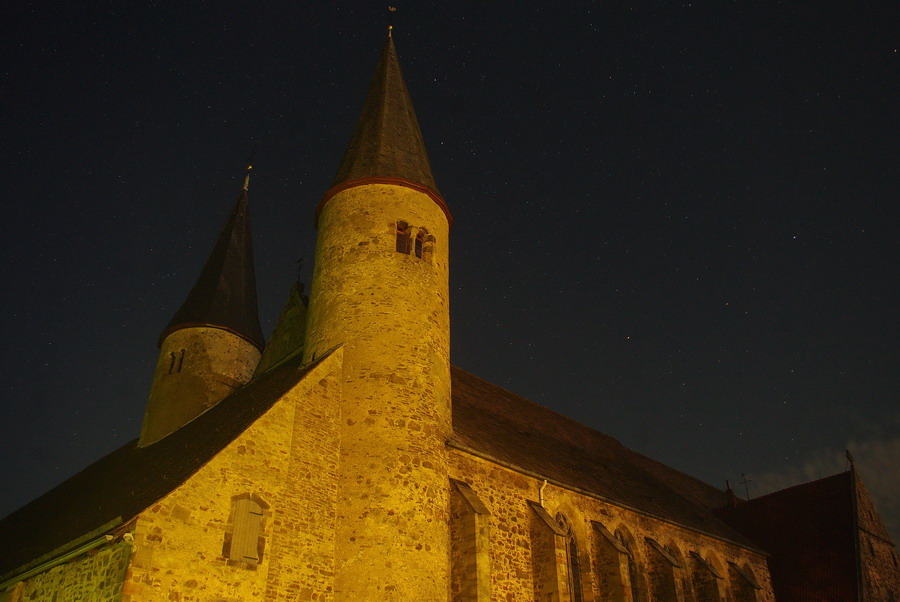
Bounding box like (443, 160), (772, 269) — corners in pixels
(158, 322), (265, 352)
(317, 177), (453, 229)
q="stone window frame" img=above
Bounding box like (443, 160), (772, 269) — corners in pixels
(555, 512), (585, 602)
(690, 550), (725, 601)
(396, 220), (411, 254)
(727, 561), (761, 589)
(644, 537), (682, 600)
(222, 492), (270, 568)
(449, 479), (491, 601)
(394, 220), (435, 262)
(614, 526), (648, 602)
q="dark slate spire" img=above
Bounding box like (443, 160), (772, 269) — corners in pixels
(331, 35), (439, 193)
(162, 168), (265, 349)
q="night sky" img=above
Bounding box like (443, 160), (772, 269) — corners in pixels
(2, 3), (898, 541)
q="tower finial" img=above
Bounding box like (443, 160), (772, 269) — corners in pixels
(244, 146), (256, 191)
(243, 164), (252, 191)
(388, 6), (396, 37)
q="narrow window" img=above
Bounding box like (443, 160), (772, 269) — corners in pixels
(423, 234), (436, 263)
(176, 349), (185, 372)
(617, 529), (644, 602)
(556, 513), (583, 602)
(167, 352), (176, 374)
(414, 230), (424, 258)
(396, 221), (410, 254)
(224, 494), (268, 567)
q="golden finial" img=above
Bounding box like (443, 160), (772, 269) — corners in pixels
(388, 6), (396, 37)
(243, 164), (252, 191)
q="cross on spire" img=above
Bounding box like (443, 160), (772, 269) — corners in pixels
(739, 472), (753, 500)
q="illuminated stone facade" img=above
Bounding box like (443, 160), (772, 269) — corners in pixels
(140, 326), (262, 446)
(2, 34), (898, 602)
(304, 182), (452, 600)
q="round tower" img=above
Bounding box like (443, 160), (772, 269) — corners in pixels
(302, 35), (453, 600)
(139, 169), (264, 446)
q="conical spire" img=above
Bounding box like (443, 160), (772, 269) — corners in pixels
(162, 169), (265, 349)
(331, 35), (439, 193)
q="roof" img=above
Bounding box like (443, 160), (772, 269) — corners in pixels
(450, 366), (758, 547)
(0, 352), (326, 579)
(161, 182), (265, 349)
(1, 361), (762, 580)
(330, 36), (439, 194)
(714, 471), (858, 600)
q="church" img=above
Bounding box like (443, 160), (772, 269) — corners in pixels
(1, 31), (898, 602)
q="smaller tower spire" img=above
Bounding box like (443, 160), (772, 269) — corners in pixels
(161, 170), (264, 348)
(139, 167), (265, 446)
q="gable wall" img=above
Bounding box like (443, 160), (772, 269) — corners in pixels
(450, 450), (775, 602)
(122, 351), (343, 601)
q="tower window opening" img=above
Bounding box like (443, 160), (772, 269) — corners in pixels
(396, 221), (411, 254)
(414, 231), (424, 258)
(423, 234), (435, 263)
(167, 352), (177, 374)
(176, 349), (185, 372)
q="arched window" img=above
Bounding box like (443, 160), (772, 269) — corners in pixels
(727, 561), (761, 602)
(644, 538), (681, 601)
(690, 551), (724, 601)
(556, 513), (583, 602)
(396, 221), (411, 254)
(223, 493), (269, 567)
(616, 528), (645, 602)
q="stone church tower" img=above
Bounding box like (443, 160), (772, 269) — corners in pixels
(2, 29), (898, 602)
(139, 170), (264, 446)
(303, 34), (453, 599)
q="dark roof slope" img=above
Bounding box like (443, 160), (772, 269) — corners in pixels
(331, 36), (439, 193)
(2, 361), (759, 580)
(0, 352), (325, 579)
(715, 471), (858, 601)
(162, 182), (264, 349)
(450, 366), (755, 546)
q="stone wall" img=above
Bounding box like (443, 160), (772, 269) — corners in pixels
(451, 450), (775, 602)
(140, 326), (261, 446)
(122, 352), (342, 601)
(304, 183), (452, 600)
(1, 542), (130, 602)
